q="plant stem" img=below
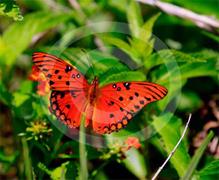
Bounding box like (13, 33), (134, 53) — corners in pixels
(152, 114), (192, 180)
(21, 138), (33, 180)
(79, 113), (88, 180)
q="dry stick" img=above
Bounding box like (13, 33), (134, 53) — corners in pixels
(136, 0), (219, 32)
(151, 114), (192, 180)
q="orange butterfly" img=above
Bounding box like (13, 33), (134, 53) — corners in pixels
(32, 52), (167, 134)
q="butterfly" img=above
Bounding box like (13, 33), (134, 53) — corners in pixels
(32, 52), (168, 134)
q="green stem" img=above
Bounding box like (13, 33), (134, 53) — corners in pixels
(79, 113), (88, 180)
(21, 138), (33, 180)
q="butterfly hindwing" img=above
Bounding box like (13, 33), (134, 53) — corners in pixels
(92, 82), (167, 134)
(32, 52), (88, 90)
(50, 90), (91, 128)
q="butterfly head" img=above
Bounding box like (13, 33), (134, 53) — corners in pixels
(91, 76), (99, 87)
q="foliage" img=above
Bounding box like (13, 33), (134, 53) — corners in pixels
(0, 0), (218, 180)
(0, 0), (23, 21)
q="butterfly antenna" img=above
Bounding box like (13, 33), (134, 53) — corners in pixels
(81, 49), (95, 77)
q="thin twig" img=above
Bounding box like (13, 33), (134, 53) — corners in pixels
(151, 114), (192, 180)
(136, 0), (219, 33)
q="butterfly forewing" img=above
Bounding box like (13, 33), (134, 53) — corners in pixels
(32, 52), (89, 90)
(33, 52), (92, 128)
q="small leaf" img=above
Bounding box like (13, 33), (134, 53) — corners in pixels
(13, 92), (30, 107)
(181, 131), (214, 180)
(127, 1), (143, 37)
(0, 0), (23, 21)
(199, 159), (219, 176)
(100, 35), (135, 57)
(123, 148), (147, 179)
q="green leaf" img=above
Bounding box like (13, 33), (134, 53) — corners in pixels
(199, 160), (219, 176)
(100, 71), (146, 86)
(13, 92), (30, 107)
(38, 161), (74, 180)
(0, 148), (19, 163)
(100, 36), (135, 58)
(0, 80), (12, 106)
(0, 0), (23, 21)
(1, 11), (72, 66)
(177, 91), (203, 112)
(181, 131), (214, 180)
(156, 60), (217, 84)
(152, 113), (191, 177)
(127, 1), (143, 37)
(138, 13), (160, 60)
(203, 31), (219, 43)
(145, 49), (206, 69)
(123, 148), (147, 179)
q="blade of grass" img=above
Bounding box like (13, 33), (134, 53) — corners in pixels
(21, 138), (33, 180)
(79, 113), (88, 180)
(181, 131), (214, 180)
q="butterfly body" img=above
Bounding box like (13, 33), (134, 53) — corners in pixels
(33, 52), (167, 134)
(88, 77), (99, 104)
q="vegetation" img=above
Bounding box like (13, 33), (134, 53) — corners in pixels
(0, 0), (218, 179)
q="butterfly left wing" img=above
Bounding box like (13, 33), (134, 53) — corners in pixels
(32, 52), (88, 91)
(92, 82), (167, 134)
(33, 52), (92, 128)
(50, 90), (92, 128)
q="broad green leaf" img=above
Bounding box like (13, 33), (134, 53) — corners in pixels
(1, 11), (72, 66)
(13, 92), (30, 107)
(100, 36), (135, 58)
(127, 1), (143, 37)
(100, 71), (146, 86)
(100, 35), (141, 65)
(145, 49), (206, 69)
(177, 91), (203, 112)
(156, 61), (217, 84)
(123, 148), (147, 179)
(152, 113), (191, 177)
(181, 131), (214, 180)
(199, 160), (219, 176)
(0, 0), (23, 21)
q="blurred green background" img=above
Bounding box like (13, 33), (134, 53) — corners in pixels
(0, 0), (219, 179)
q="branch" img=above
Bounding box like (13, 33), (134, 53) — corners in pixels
(151, 114), (192, 180)
(136, 0), (219, 33)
